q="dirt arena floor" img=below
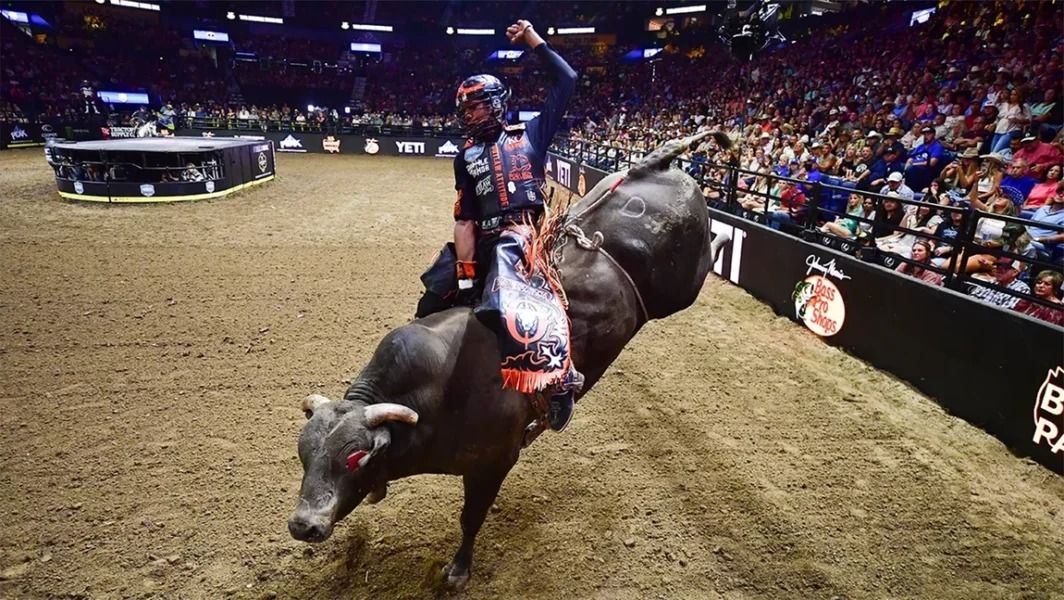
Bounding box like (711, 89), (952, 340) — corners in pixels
(1, 148), (1062, 600)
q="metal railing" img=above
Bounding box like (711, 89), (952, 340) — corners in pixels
(182, 116), (463, 137)
(552, 136), (1064, 318)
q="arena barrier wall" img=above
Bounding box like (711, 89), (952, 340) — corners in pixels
(1, 122), (47, 149)
(548, 152), (1064, 474)
(175, 129), (468, 158)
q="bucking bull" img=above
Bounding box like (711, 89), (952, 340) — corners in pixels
(288, 131), (733, 588)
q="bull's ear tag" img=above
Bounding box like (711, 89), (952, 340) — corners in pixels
(346, 450), (369, 472)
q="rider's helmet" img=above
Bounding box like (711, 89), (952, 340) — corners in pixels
(455, 74), (509, 138)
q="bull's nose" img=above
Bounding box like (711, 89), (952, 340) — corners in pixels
(288, 515), (331, 543)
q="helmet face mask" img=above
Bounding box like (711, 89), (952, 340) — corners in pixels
(456, 74), (509, 138)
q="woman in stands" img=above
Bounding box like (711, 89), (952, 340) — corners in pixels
(972, 153), (1005, 209)
(895, 240), (944, 286)
(991, 88), (1032, 153)
(818, 193), (864, 240)
(871, 193), (905, 245)
(1021, 164), (1063, 217)
(878, 201), (943, 258)
(1013, 270), (1064, 326)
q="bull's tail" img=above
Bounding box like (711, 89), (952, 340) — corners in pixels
(627, 130), (733, 179)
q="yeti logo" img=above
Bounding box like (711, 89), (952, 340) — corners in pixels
(395, 141), (425, 154)
(1033, 367), (1064, 454)
(556, 160), (571, 188)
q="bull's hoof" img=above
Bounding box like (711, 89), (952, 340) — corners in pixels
(441, 562), (470, 590)
(366, 483), (387, 504)
(522, 419), (547, 448)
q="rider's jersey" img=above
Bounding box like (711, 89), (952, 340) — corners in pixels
(453, 43), (576, 227)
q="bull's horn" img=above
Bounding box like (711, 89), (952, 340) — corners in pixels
(364, 403), (419, 427)
(302, 394), (332, 418)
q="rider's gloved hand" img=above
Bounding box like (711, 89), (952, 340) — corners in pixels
(455, 260), (479, 307)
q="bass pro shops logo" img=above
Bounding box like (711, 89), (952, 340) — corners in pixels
(1033, 367), (1064, 454)
(792, 276), (846, 337)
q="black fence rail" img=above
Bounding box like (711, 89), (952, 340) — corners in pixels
(552, 137), (1064, 324)
(182, 116), (463, 138)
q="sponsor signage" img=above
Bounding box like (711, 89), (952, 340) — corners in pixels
(1033, 367), (1064, 455)
(436, 140), (461, 157)
(322, 135), (341, 153)
(278, 135), (306, 152)
(395, 140), (425, 154)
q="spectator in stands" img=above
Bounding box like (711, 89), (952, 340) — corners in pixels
(880, 171), (915, 201)
(954, 116), (991, 155)
(1013, 270), (1064, 326)
(1025, 183), (1064, 257)
(931, 209), (967, 268)
(1014, 134), (1064, 177)
(1030, 88), (1064, 141)
(895, 241), (944, 286)
(1000, 159), (1038, 206)
(965, 256), (1030, 310)
(973, 153), (1005, 208)
(998, 135), (1023, 163)
(1023, 164), (1063, 216)
(819, 193), (864, 240)
(904, 126), (946, 192)
(878, 202), (942, 258)
(767, 180), (807, 231)
(871, 192), (904, 241)
(991, 88), (1031, 153)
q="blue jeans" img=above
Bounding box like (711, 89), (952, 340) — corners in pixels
(990, 131), (1017, 153)
(768, 211), (795, 230)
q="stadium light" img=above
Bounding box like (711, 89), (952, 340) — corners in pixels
(445, 26), (454, 35)
(456, 28), (494, 35)
(664, 4), (707, 15)
(555, 27), (595, 35)
(238, 14), (284, 24)
(109, 0), (160, 12)
(341, 21), (350, 30)
(351, 23), (394, 32)
(307, 104), (315, 112)
(226, 11), (235, 20)
(546, 26), (555, 35)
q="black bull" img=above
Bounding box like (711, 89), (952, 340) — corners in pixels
(288, 132), (733, 588)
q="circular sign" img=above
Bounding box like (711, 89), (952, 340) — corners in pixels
(792, 275), (846, 337)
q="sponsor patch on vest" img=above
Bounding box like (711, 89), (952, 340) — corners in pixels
(467, 157), (490, 178)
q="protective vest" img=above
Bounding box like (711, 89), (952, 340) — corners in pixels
(462, 124), (545, 220)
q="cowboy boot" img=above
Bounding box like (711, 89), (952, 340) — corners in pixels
(549, 368), (585, 432)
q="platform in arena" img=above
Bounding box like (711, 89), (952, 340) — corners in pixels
(46, 136), (276, 203)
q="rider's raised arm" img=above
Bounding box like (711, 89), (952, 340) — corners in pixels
(513, 22), (577, 152)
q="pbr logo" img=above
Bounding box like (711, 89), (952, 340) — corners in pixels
(278, 135), (306, 152)
(1033, 366), (1064, 454)
(257, 151), (268, 173)
(364, 138), (380, 155)
(395, 141), (425, 154)
(322, 135), (341, 153)
(140, 184), (156, 197)
(792, 275), (846, 337)
(436, 140), (460, 157)
(73, 181), (84, 194)
(205, 180), (215, 193)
